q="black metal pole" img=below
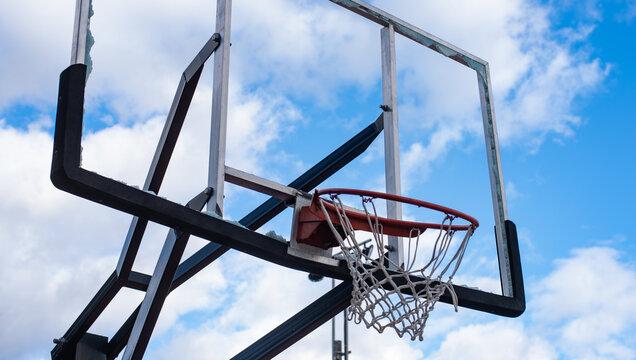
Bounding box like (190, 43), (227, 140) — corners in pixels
(331, 279), (336, 360)
(343, 307), (349, 360)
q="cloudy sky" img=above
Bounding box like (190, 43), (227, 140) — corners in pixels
(1, 0), (635, 359)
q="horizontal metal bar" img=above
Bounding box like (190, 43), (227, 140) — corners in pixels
(224, 165), (306, 201)
(125, 271), (151, 292)
(329, 0), (487, 73)
(240, 114), (384, 230)
(231, 281), (353, 360)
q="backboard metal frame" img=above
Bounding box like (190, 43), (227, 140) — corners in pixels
(50, 64), (523, 360)
(51, 0), (523, 358)
(329, 0), (513, 296)
(204, 0), (512, 294)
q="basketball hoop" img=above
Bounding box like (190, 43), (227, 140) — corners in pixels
(305, 188), (479, 340)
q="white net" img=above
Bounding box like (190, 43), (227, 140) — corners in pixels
(317, 192), (475, 341)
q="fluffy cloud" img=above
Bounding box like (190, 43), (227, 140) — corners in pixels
(0, 75), (302, 359)
(532, 247), (636, 359)
(427, 321), (556, 360)
(0, 1), (74, 110)
(426, 246), (636, 360)
(0, 120), (129, 359)
(144, 252), (425, 360)
(373, 0), (608, 190)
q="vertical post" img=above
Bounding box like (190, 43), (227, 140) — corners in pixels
(70, 0), (90, 65)
(343, 308), (349, 360)
(381, 24), (404, 268)
(477, 65), (512, 297)
(331, 278), (336, 360)
(208, 0), (232, 214)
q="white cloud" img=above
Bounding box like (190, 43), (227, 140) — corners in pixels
(145, 252), (425, 360)
(427, 321), (557, 360)
(230, 0), (379, 106)
(532, 247), (636, 359)
(0, 1), (75, 110)
(0, 121), (129, 359)
(144, 244), (636, 359)
(421, 246), (636, 359)
(372, 0), (608, 172)
(0, 75), (302, 358)
(0, 0), (609, 164)
(622, 0), (636, 22)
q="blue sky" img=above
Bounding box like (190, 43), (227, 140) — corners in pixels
(1, 0), (635, 359)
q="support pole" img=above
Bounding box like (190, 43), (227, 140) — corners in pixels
(381, 24), (403, 268)
(208, 0), (232, 214)
(343, 308), (349, 360)
(70, 0), (90, 65)
(332, 279), (337, 360)
(477, 66), (512, 296)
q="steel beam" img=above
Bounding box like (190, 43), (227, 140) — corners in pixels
(208, 0), (232, 214)
(477, 66), (512, 296)
(380, 24), (403, 269)
(122, 229), (188, 360)
(224, 165), (306, 202)
(125, 271), (152, 292)
(70, 0), (91, 65)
